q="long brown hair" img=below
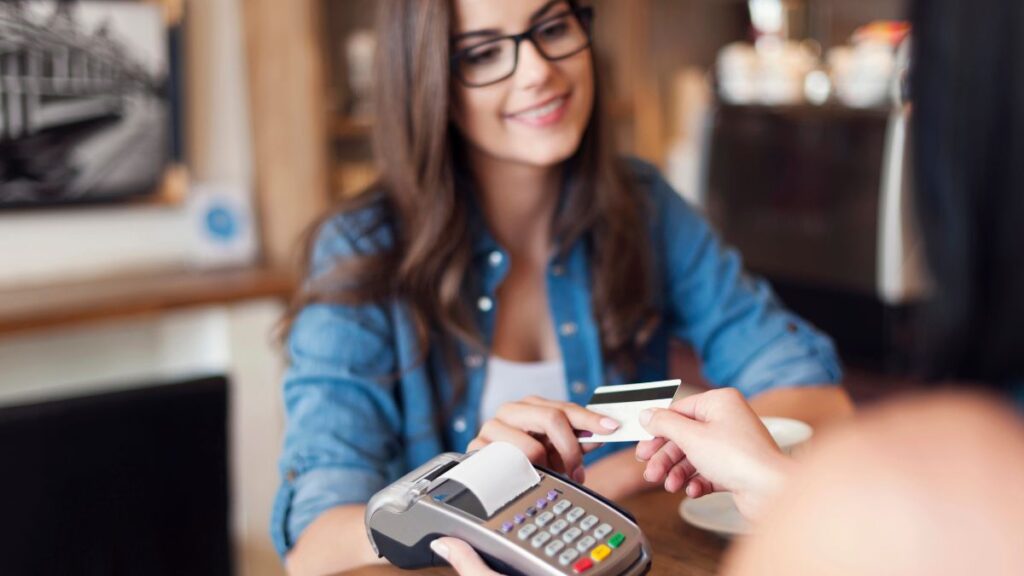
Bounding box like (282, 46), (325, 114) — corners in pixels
(283, 0), (659, 402)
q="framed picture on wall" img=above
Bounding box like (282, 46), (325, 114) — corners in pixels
(0, 0), (185, 208)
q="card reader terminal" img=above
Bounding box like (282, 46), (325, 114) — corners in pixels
(365, 442), (652, 575)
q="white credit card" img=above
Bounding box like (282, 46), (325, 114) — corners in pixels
(578, 379), (684, 444)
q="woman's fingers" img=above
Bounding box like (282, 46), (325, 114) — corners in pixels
(521, 396), (621, 436)
(431, 537), (503, 576)
(475, 419), (550, 467)
(639, 407), (704, 453)
(670, 386), (748, 422)
(635, 437), (667, 462)
(537, 435), (569, 476)
(495, 401), (586, 477)
(683, 474), (714, 499)
(477, 397), (618, 483)
(643, 440), (687, 484)
(664, 458), (697, 493)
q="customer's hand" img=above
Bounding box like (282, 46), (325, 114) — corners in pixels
(430, 538), (503, 576)
(636, 388), (791, 519)
(468, 396), (616, 483)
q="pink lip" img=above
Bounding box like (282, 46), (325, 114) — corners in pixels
(506, 92), (571, 127)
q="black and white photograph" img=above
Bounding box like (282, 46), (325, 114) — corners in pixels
(0, 0), (181, 208)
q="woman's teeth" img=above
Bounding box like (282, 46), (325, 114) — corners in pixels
(516, 97), (565, 119)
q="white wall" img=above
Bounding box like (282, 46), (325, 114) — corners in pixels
(0, 300), (288, 576)
(225, 301), (291, 576)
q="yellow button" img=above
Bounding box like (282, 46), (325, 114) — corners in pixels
(591, 544), (611, 562)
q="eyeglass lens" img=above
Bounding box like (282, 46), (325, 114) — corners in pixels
(455, 11), (589, 87)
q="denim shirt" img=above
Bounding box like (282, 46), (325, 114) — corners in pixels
(270, 159), (843, 556)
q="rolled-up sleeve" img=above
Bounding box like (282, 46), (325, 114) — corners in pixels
(646, 163), (843, 396)
(271, 217), (403, 557)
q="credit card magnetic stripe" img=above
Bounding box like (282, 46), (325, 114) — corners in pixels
(586, 380), (681, 405)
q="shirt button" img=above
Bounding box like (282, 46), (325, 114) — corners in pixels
(478, 296), (494, 312)
(571, 381), (588, 395)
(551, 264), (565, 277)
(488, 251), (504, 267)
(465, 354), (484, 368)
(559, 322), (578, 336)
(453, 417), (467, 433)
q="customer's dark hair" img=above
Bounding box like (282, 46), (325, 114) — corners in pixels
(910, 0), (1024, 384)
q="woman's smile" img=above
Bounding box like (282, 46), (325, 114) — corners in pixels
(505, 92), (572, 127)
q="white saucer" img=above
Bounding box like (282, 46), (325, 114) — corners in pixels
(679, 492), (751, 538)
(678, 417), (813, 536)
(760, 417), (813, 454)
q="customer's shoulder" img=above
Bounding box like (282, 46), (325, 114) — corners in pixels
(620, 156), (697, 218)
(621, 156), (663, 188)
(311, 191), (395, 267)
(621, 156), (685, 204)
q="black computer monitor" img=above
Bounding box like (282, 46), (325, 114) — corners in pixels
(0, 375), (231, 576)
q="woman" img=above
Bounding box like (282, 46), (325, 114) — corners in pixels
(273, 1), (850, 573)
(435, 0), (1024, 571)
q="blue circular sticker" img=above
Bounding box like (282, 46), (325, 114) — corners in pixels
(205, 204), (239, 242)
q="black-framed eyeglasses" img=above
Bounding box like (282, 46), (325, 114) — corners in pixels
(450, 6), (594, 88)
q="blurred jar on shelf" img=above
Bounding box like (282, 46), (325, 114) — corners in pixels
(345, 29), (376, 120)
(828, 21), (911, 109)
(717, 40), (818, 106)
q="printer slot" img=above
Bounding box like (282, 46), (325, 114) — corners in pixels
(429, 479), (490, 520)
(423, 459), (459, 482)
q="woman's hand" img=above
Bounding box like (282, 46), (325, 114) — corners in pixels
(635, 388), (791, 519)
(430, 538), (503, 576)
(468, 396), (617, 483)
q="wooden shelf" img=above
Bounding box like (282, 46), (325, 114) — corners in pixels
(0, 267), (296, 336)
(331, 114), (374, 140)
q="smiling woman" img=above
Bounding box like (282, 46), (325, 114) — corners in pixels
(273, 1), (849, 574)
(450, 1), (596, 166)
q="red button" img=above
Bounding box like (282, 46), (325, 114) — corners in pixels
(573, 558), (594, 573)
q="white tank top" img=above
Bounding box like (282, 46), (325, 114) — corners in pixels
(479, 356), (568, 423)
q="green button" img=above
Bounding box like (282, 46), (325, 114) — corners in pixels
(608, 532), (625, 549)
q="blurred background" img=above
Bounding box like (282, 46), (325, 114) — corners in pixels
(0, 0), (919, 574)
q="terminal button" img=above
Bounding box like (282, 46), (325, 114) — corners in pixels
(572, 558), (594, 573)
(517, 524), (537, 540)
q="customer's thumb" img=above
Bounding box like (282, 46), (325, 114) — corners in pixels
(640, 408), (701, 443)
